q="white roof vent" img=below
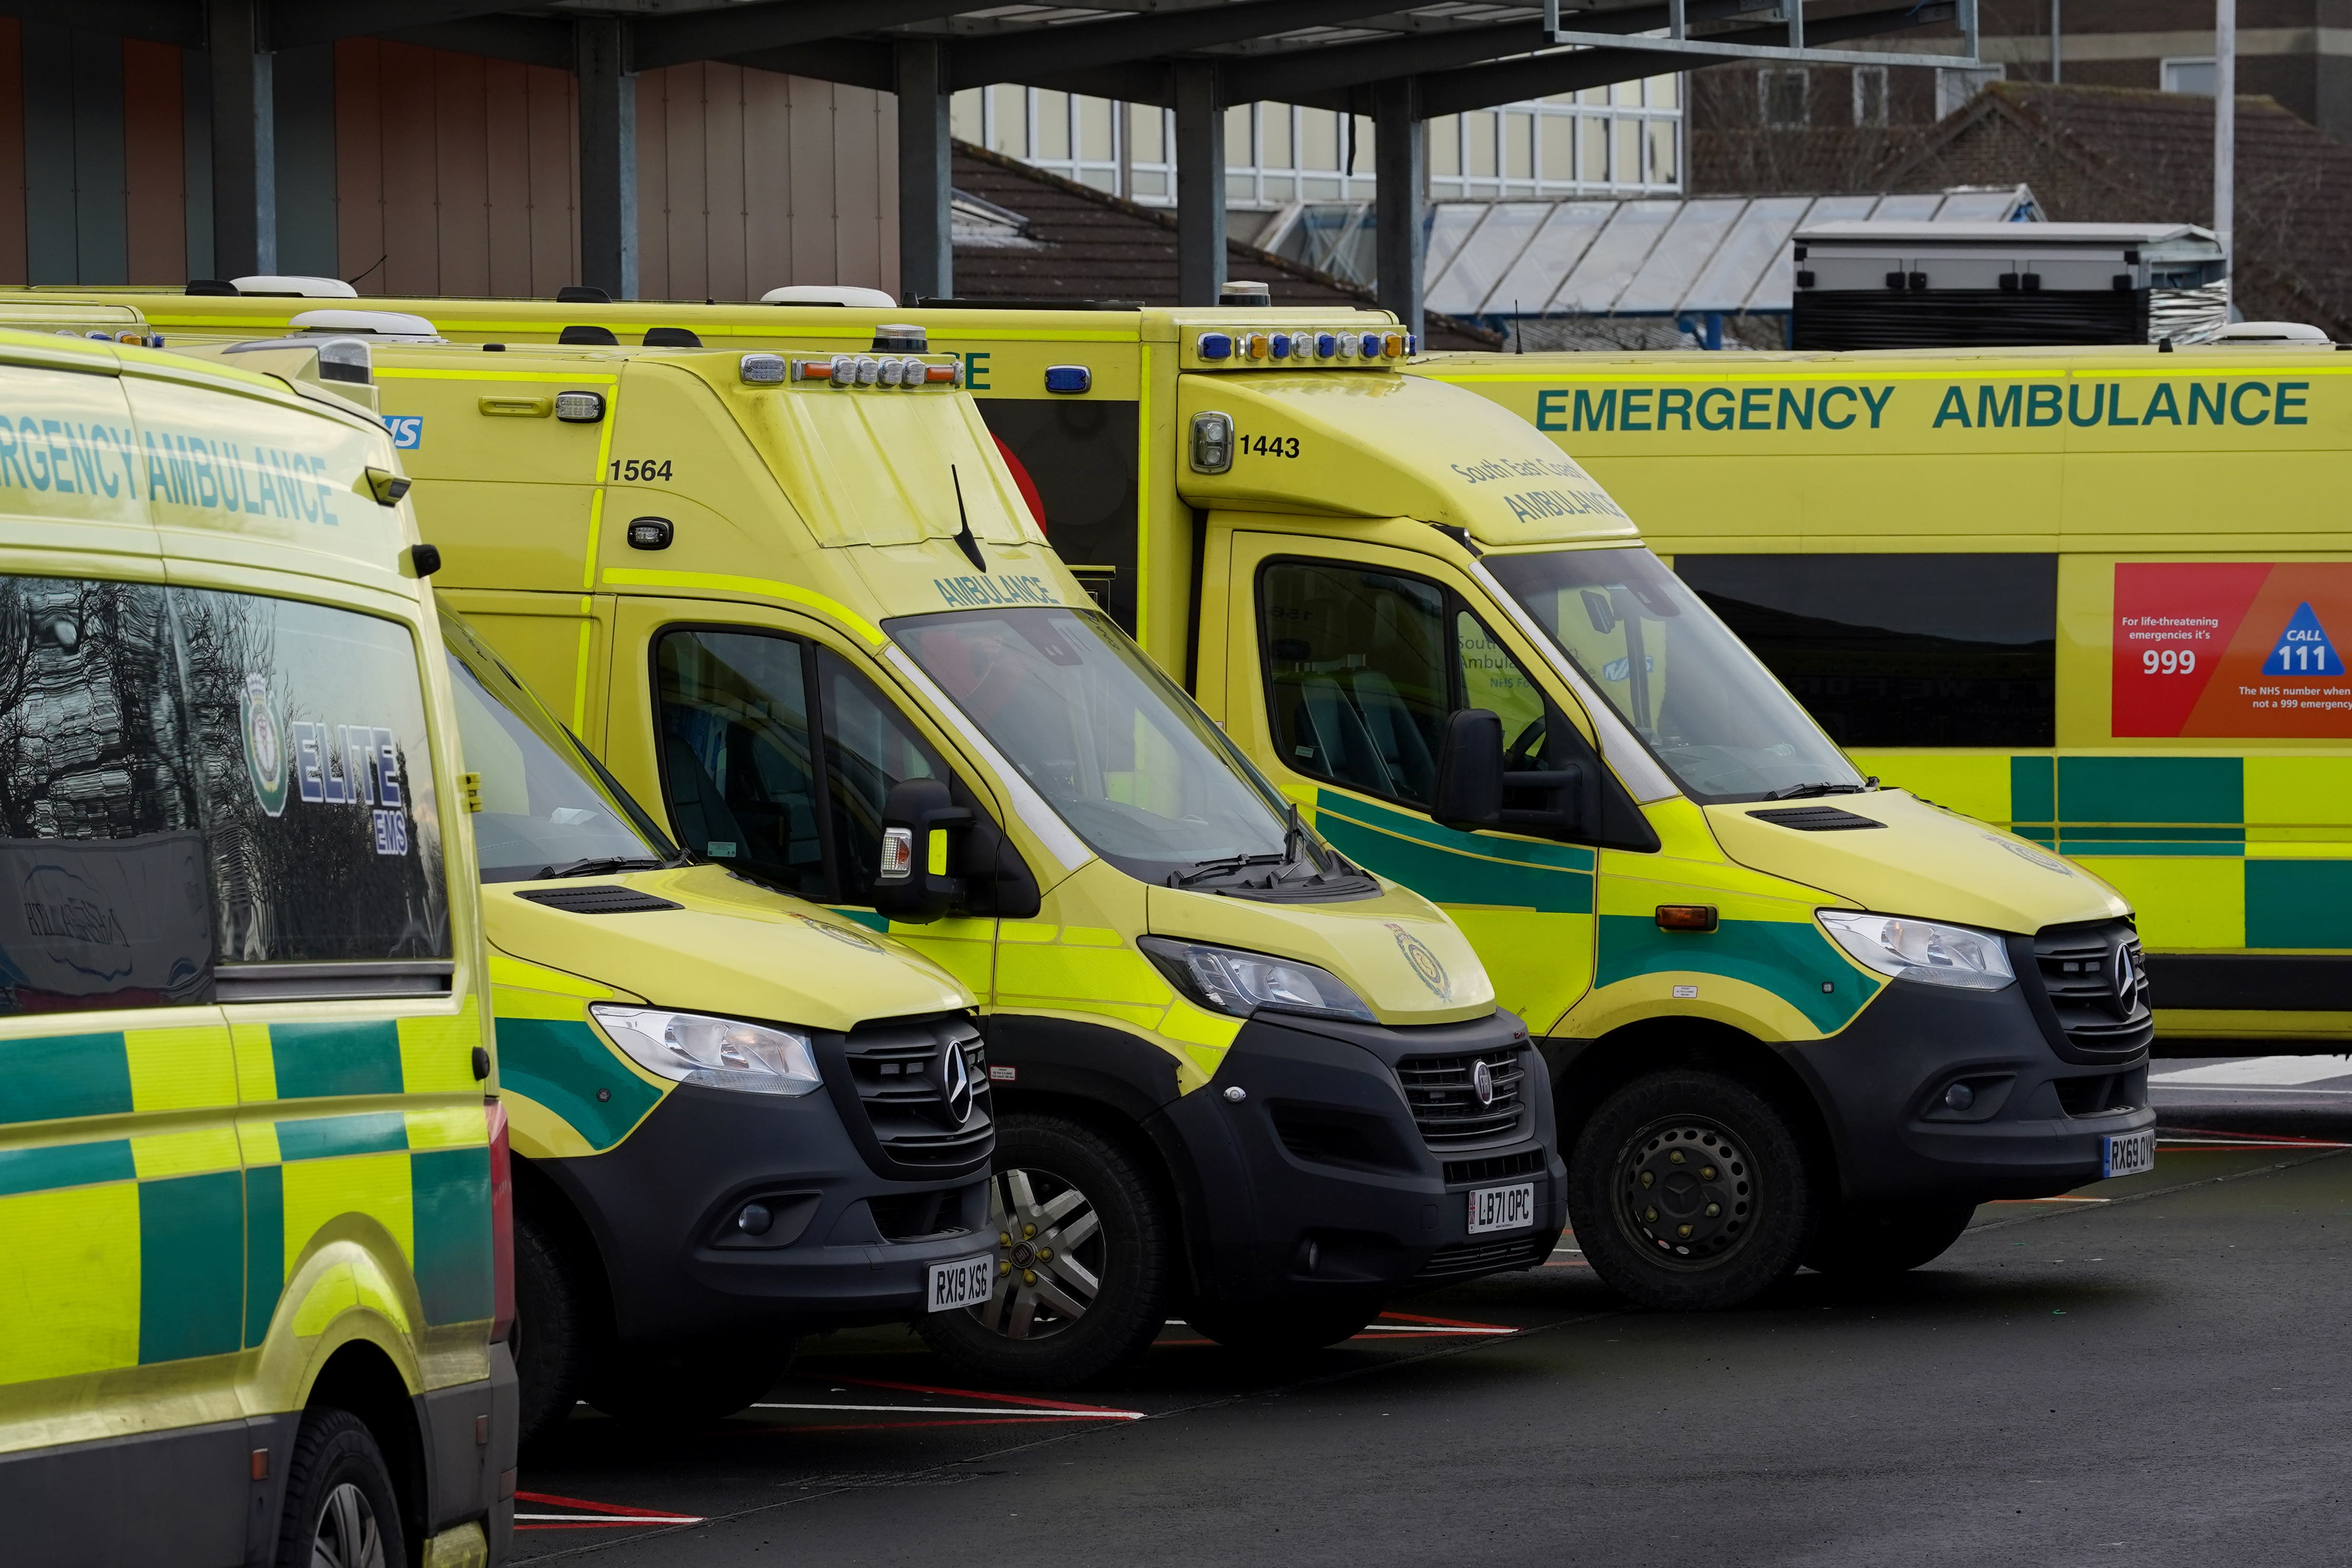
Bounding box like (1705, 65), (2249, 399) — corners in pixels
(233, 275), (359, 298)
(2211, 320), (2330, 343)
(288, 307), (442, 341)
(760, 285), (899, 308)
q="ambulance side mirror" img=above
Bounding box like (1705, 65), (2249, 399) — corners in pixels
(873, 778), (971, 924)
(1431, 710), (1504, 831)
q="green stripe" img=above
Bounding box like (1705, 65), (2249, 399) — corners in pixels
(1596, 915), (1870, 1032)
(276, 1111), (409, 1161)
(2057, 839), (2244, 858)
(1319, 791), (1597, 871)
(138, 1171), (245, 1363)
(2055, 756), (2242, 825)
(244, 1163), (283, 1348)
(1315, 794), (1594, 915)
(2010, 755), (2055, 823)
(0, 1137), (135, 1198)
(410, 1146), (494, 1325)
(495, 1017), (662, 1152)
(271, 1021), (405, 1100)
(2247, 859), (2352, 949)
(0, 1032), (133, 1126)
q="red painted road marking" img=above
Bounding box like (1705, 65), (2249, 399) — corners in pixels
(830, 1375), (1140, 1415)
(513, 1490), (705, 1531)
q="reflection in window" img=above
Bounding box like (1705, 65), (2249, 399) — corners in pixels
(0, 577), (212, 1013)
(173, 588), (447, 962)
(1672, 554), (2057, 747)
(818, 650), (944, 903)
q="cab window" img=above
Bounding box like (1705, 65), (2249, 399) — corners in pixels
(1258, 560), (1575, 811)
(0, 577), (212, 1014)
(173, 588), (450, 964)
(653, 630), (945, 906)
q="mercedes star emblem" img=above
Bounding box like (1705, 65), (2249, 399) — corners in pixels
(2112, 943), (2137, 1019)
(940, 1039), (975, 1127)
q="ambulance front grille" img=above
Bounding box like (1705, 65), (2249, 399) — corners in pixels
(843, 1017), (993, 1168)
(1396, 1047), (1527, 1147)
(2027, 921), (2154, 1063)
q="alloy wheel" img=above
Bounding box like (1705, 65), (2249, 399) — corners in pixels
(970, 1165), (1105, 1339)
(308, 1481), (387, 1568)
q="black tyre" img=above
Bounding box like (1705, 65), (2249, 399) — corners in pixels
(1568, 1069), (1818, 1311)
(586, 1341), (797, 1427)
(1185, 1296), (1383, 1356)
(273, 1406), (408, 1568)
(513, 1209), (595, 1447)
(1806, 1201), (1977, 1277)
(916, 1111), (1173, 1387)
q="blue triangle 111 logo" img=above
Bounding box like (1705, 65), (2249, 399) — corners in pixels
(2263, 603), (2340, 678)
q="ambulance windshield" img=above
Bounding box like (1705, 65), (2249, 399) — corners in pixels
(893, 606), (1321, 888)
(1487, 546), (1863, 803)
(443, 616), (681, 882)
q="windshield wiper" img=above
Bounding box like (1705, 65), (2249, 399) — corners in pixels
(535, 855), (671, 879)
(1167, 852), (1287, 888)
(1763, 781), (1868, 801)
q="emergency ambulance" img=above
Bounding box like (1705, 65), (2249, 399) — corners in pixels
(0, 327), (512, 1564)
(176, 336), (998, 1443)
(108, 287), (2158, 1311)
(238, 326), (1561, 1384)
(1419, 344), (2352, 1055)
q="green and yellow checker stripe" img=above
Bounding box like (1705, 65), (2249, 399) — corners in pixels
(1853, 752), (2352, 953)
(0, 1015), (492, 1389)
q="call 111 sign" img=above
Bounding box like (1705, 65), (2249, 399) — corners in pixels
(2112, 563), (2352, 737)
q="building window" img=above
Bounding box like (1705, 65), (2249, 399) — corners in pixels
(1852, 66), (1888, 126)
(1762, 68), (1809, 128)
(2162, 57), (2217, 95)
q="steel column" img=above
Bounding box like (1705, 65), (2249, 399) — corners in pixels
(896, 38), (953, 303)
(1373, 75), (1423, 337)
(208, 0), (275, 278)
(1174, 62), (1224, 306)
(577, 16), (639, 300)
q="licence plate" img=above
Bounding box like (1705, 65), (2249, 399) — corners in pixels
(2102, 1129), (2156, 1180)
(1467, 1181), (1536, 1235)
(928, 1253), (994, 1312)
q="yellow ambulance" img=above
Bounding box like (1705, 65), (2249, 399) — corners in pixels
(1419, 343), (2351, 1054)
(0, 328), (510, 1563)
(182, 335), (999, 1443)
(252, 326), (1561, 1382)
(124, 289), (2159, 1311)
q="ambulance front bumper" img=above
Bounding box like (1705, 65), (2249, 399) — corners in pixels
(1155, 1007), (1567, 1307)
(536, 1082), (993, 1347)
(1783, 976), (2156, 1205)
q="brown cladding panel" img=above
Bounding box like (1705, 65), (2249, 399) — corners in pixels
(527, 65), (576, 294)
(635, 69), (669, 301)
(122, 40), (183, 285)
(376, 43), (443, 295)
(703, 64), (747, 305)
(335, 39), (385, 290)
(483, 59), (534, 296)
(433, 49), (491, 295)
(786, 81), (833, 287)
(742, 69), (791, 299)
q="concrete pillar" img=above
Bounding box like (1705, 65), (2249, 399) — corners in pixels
(577, 17), (638, 301)
(208, 0), (275, 278)
(896, 40), (952, 303)
(1174, 62), (1224, 306)
(1373, 76), (1424, 338)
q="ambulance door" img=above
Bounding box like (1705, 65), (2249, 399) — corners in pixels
(1221, 526), (1601, 1035)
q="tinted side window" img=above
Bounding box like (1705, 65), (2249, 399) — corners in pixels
(976, 399), (1142, 632)
(1673, 554), (2057, 747)
(654, 630), (829, 900)
(816, 649), (944, 904)
(1261, 562), (1450, 806)
(174, 589), (449, 962)
(0, 577), (213, 1014)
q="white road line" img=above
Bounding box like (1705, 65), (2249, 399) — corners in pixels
(748, 1403), (1143, 1419)
(2150, 1085), (2352, 1096)
(1353, 1324), (1518, 1335)
(2152, 1056), (2352, 1087)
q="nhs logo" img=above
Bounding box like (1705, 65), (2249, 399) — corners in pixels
(386, 416), (423, 449)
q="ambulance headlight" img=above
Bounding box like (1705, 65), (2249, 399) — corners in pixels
(1816, 912), (2015, 992)
(590, 1005), (823, 1096)
(1139, 937), (1375, 1023)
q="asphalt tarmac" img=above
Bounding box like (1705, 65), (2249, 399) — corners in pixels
(512, 1058), (2352, 1568)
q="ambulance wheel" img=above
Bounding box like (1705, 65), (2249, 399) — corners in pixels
(512, 1210), (594, 1447)
(1185, 1295), (1383, 1356)
(916, 1112), (1173, 1387)
(273, 1406), (408, 1568)
(1568, 1069), (1818, 1312)
(586, 1342), (797, 1428)
(1806, 1201), (1977, 1277)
